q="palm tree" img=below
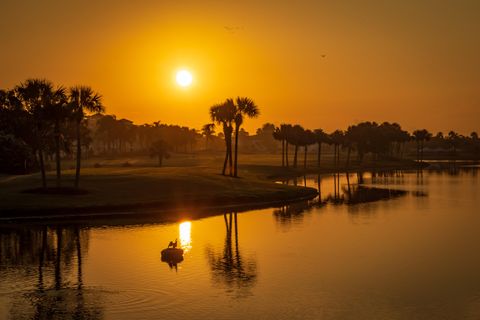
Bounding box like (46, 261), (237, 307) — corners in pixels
(44, 87), (68, 188)
(150, 139), (170, 167)
(412, 129), (432, 163)
(447, 131), (461, 159)
(314, 128), (329, 168)
(16, 79), (55, 188)
(301, 130), (316, 168)
(201, 123), (215, 150)
(273, 126), (285, 166)
(330, 130), (344, 169)
(69, 86), (104, 188)
(210, 100), (235, 176)
(233, 97), (259, 177)
(286, 125), (304, 168)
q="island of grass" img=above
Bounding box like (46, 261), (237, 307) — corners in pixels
(0, 165), (318, 220)
(0, 153), (431, 221)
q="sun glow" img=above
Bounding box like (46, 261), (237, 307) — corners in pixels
(179, 221), (192, 252)
(176, 69), (193, 87)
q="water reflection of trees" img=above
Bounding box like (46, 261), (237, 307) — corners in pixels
(275, 173), (410, 226)
(205, 212), (257, 298)
(0, 225), (103, 320)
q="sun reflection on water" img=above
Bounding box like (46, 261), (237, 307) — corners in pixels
(179, 221), (192, 252)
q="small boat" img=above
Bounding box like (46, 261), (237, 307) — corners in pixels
(161, 247), (184, 258)
(161, 248), (184, 268)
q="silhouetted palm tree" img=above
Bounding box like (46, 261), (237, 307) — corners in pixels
(44, 87), (68, 188)
(301, 129), (316, 168)
(210, 100), (235, 176)
(201, 123), (215, 150)
(447, 131), (461, 159)
(330, 130), (344, 169)
(16, 79), (55, 188)
(314, 128), (329, 168)
(150, 139), (170, 167)
(233, 97), (259, 177)
(412, 129), (432, 163)
(69, 86), (104, 188)
(286, 125), (304, 168)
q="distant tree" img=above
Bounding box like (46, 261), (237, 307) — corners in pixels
(286, 125), (305, 168)
(150, 139), (170, 167)
(201, 123), (215, 150)
(273, 126), (286, 166)
(412, 129), (432, 163)
(330, 130), (345, 169)
(301, 130), (316, 168)
(470, 132), (480, 160)
(447, 131), (462, 159)
(69, 86), (104, 188)
(314, 128), (329, 168)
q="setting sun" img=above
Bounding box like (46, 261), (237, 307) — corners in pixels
(176, 69), (193, 87)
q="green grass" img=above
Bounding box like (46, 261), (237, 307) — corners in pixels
(0, 151), (420, 218)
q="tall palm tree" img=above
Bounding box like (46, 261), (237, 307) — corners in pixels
(69, 86), (104, 188)
(44, 87), (68, 188)
(314, 128), (329, 169)
(233, 97), (259, 177)
(330, 130), (344, 169)
(150, 139), (170, 167)
(302, 130), (316, 169)
(201, 123), (215, 150)
(412, 129), (432, 163)
(286, 125), (304, 168)
(273, 126), (285, 166)
(210, 100), (235, 176)
(447, 131), (461, 159)
(16, 79), (55, 188)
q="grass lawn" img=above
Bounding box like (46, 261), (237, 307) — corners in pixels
(0, 151), (420, 219)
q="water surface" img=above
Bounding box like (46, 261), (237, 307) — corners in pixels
(1, 168), (479, 319)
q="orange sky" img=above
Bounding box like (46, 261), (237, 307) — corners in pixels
(1, 0), (479, 134)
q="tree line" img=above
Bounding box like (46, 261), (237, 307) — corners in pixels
(271, 122), (479, 169)
(0, 79), (103, 189)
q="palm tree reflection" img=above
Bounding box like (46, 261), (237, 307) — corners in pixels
(206, 212), (257, 298)
(0, 225), (103, 320)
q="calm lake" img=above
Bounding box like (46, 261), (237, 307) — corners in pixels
(1, 168), (479, 319)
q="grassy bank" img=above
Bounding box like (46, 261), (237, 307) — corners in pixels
(0, 152), (427, 220)
(0, 166), (317, 219)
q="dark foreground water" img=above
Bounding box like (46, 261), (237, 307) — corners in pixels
(1, 168), (479, 319)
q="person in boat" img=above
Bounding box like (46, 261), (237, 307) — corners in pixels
(167, 239), (178, 249)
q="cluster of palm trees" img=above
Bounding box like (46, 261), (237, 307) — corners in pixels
(209, 97), (259, 177)
(272, 122), (417, 169)
(0, 79), (104, 188)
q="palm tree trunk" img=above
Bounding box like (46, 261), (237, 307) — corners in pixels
(54, 120), (61, 188)
(345, 147), (351, 169)
(222, 136), (229, 176)
(281, 139), (285, 167)
(228, 133), (233, 176)
(285, 142), (289, 167)
(293, 145), (298, 168)
(317, 142), (322, 168)
(75, 121), (82, 188)
(38, 149), (47, 188)
(234, 125), (240, 177)
(304, 145), (308, 168)
(158, 155), (163, 167)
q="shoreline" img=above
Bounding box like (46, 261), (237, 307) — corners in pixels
(1, 160), (476, 223)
